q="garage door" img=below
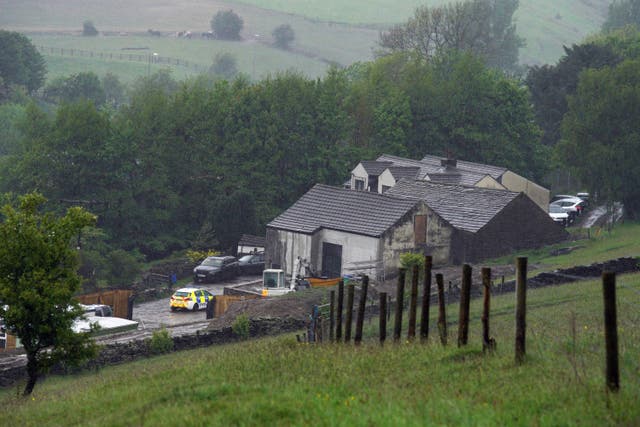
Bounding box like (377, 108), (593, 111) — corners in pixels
(321, 242), (342, 278)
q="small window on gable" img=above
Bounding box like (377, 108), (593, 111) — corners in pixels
(354, 178), (365, 191)
(381, 185), (391, 193)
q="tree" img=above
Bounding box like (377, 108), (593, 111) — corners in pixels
(43, 72), (106, 106)
(209, 52), (238, 79)
(273, 24), (295, 49)
(210, 10), (244, 40)
(603, 0), (640, 32)
(558, 59), (640, 219)
(82, 20), (99, 36)
(0, 30), (46, 94)
(378, 0), (524, 73)
(0, 192), (97, 395)
(526, 43), (622, 146)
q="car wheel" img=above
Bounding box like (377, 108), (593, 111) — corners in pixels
(192, 303), (199, 311)
(170, 307), (177, 312)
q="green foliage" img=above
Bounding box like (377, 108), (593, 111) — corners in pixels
(603, 0), (640, 32)
(0, 192), (98, 395)
(232, 314), (250, 339)
(210, 10), (244, 41)
(378, 0), (524, 73)
(209, 52), (238, 79)
(558, 59), (640, 219)
(149, 328), (173, 354)
(0, 30), (46, 94)
(399, 252), (424, 270)
(43, 72), (106, 106)
(526, 43), (622, 147)
(82, 21), (99, 36)
(272, 24), (295, 49)
(186, 249), (222, 263)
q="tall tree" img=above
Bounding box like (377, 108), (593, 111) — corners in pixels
(210, 10), (244, 41)
(603, 0), (640, 32)
(378, 0), (523, 73)
(526, 43), (622, 146)
(0, 30), (46, 95)
(558, 59), (640, 219)
(44, 72), (106, 106)
(0, 192), (97, 395)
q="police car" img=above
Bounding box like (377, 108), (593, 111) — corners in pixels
(170, 287), (214, 312)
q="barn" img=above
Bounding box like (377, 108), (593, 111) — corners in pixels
(265, 181), (567, 280)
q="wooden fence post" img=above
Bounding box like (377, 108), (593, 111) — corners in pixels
(355, 275), (369, 345)
(482, 267), (495, 352)
(329, 290), (335, 342)
(345, 284), (355, 343)
(602, 271), (620, 392)
(436, 273), (447, 346)
(515, 257), (528, 364)
(420, 256), (432, 342)
(408, 265), (419, 341)
(379, 292), (387, 346)
(394, 268), (406, 343)
(336, 280), (344, 342)
(458, 264), (472, 347)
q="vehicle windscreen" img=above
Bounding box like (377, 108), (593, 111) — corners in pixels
(549, 205), (565, 213)
(202, 258), (223, 267)
(173, 291), (190, 297)
(239, 255), (252, 263)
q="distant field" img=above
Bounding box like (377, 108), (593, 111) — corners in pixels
(29, 34), (332, 82)
(0, 0), (612, 82)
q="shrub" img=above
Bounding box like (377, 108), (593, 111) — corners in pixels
(400, 252), (425, 282)
(272, 24), (295, 49)
(149, 328), (173, 354)
(209, 52), (238, 79)
(82, 21), (98, 36)
(186, 249), (221, 263)
(210, 10), (243, 40)
(232, 314), (250, 339)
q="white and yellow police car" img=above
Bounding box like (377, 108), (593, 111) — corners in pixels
(170, 287), (214, 312)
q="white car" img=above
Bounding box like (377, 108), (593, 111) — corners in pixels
(551, 198), (586, 219)
(548, 204), (569, 226)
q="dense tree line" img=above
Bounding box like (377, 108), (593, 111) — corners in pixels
(0, 36), (545, 286)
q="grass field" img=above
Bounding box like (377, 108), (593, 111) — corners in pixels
(0, 0), (611, 84)
(1, 274), (638, 425)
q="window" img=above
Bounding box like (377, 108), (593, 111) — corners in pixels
(381, 185), (391, 193)
(354, 178), (365, 191)
(414, 215), (426, 245)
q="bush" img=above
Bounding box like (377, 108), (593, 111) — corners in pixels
(210, 10), (243, 40)
(400, 252), (425, 282)
(209, 52), (238, 79)
(186, 249), (221, 264)
(272, 24), (295, 49)
(232, 314), (250, 340)
(82, 21), (98, 36)
(149, 328), (173, 354)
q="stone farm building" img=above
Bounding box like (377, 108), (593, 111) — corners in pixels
(349, 154), (550, 211)
(265, 182), (566, 281)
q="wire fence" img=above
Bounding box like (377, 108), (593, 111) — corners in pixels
(36, 45), (209, 74)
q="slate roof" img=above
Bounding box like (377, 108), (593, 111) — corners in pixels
(377, 154), (492, 186)
(360, 161), (393, 176)
(420, 154), (507, 180)
(238, 234), (266, 247)
(387, 166), (421, 181)
(385, 179), (520, 233)
(267, 184), (419, 237)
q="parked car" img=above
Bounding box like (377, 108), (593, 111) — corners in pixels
(551, 198), (586, 217)
(576, 192), (590, 207)
(238, 252), (265, 275)
(170, 287), (214, 311)
(548, 204), (569, 226)
(193, 256), (239, 283)
(550, 194), (575, 203)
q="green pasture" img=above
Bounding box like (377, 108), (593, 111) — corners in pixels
(29, 34), (332, 82)
(1, 0), (611, 77)
(1, 272), (638, 426)
(491, 221), (640, 274)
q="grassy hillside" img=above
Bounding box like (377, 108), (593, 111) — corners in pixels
(0, 0), (611, 84)
(1, 273), (638, 425)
